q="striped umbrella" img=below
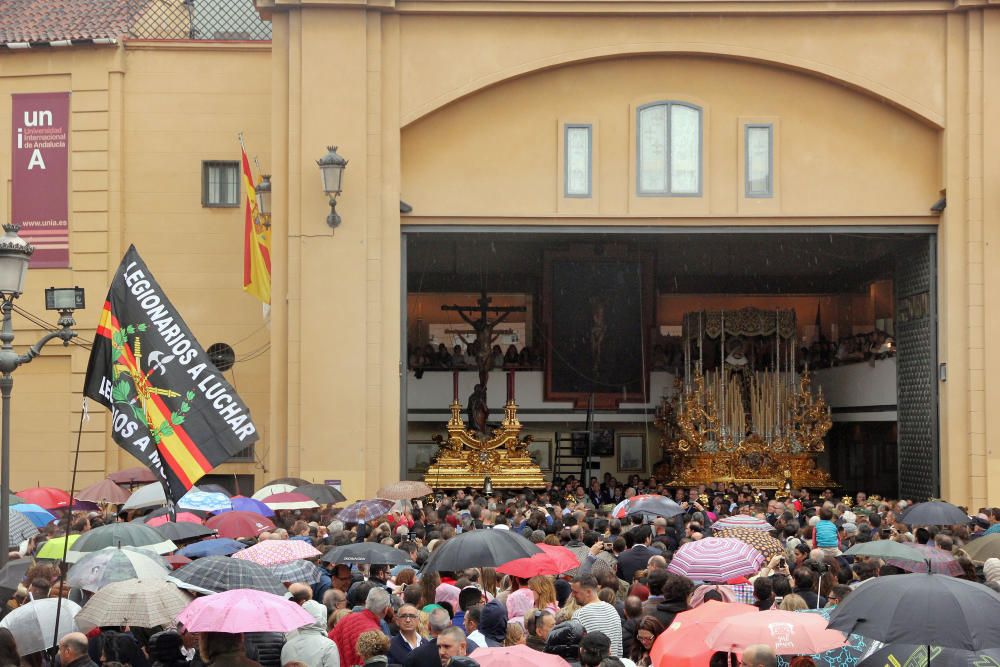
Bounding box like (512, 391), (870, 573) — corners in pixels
(886, 543), (963, 576)
(712, 515), (774, 532)
(667, 537), (765, 582)
(336, 498), (395, 523)
(715, 527), (785, 561)
(231, 539), (321, 566)
(7, 509), (39, 545)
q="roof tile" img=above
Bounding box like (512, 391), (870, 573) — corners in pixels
(0, 0), (142, 45)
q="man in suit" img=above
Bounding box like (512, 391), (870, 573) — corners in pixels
(616, 525), (661, 584)
(403, 608), (453, 667)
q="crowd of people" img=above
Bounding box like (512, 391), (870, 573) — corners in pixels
(407, 343), (543, 373)
(4, 475), (1000, 667)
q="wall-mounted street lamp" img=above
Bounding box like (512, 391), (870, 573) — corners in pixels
(255, 174), (272, 229)
(0, 224), (82, 568)
(317, 146), (348, 229)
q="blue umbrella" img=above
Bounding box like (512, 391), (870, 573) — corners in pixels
(213, 496), (275, 518)
(178, 491), (232, 513)
(176, 538), (247, 559)
(777, 608), (875, 667)
(12, 503), (56, 528)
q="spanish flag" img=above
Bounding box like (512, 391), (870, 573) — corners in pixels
(241, 135), (271, 305)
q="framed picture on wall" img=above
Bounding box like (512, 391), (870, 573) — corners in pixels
(406, 440), (439, 476)
(616, 433), (646, 472)
(527, 438), (553, 471)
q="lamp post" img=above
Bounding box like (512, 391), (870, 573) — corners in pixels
(0, 224), (82, 568)
(255, 174), (272, 229)
(317, 146), (348, 229)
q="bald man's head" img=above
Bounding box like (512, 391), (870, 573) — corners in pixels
(59, 632), (89, 660)
(742, 644), (777, 667)
(289, 583), (313, 604)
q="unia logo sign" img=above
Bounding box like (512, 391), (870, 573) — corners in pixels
(17, 108), (56, 170)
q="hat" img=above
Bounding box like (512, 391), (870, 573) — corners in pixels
(984, 558), (1000, 584)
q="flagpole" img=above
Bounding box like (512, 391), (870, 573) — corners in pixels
(51, 399), (86, 656)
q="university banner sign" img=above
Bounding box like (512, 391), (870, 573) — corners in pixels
(84, 246), (259, 501)
(11, 92), (70, 268)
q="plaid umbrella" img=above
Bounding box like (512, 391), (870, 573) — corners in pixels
(76, 479), (131, 505)
(67, 546), (170, 592)
(67, 523), (176, 563)
(336, 498), (395, 523)
(270, 559), (323, 584)
(75, 578), (190, 630)
(178, 491), (232, 513)
(232, 539), (321, 566)
(376, 481), (433, 501)
(170, 555), (285, 595)
(7, 509), (38, 545)
(715, 527), (785, 561)
(667, 537), (765, 582)
(712, 515), (774, 532)
(886, 543), (963, 576)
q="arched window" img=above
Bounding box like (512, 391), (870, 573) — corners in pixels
(637, 102), (702, 196)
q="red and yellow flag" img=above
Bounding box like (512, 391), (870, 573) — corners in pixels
(241, 137), (271, 305)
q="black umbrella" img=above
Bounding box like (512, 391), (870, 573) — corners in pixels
(859, 644), (1000, 667)
(266, 477), (310, 487)
(67, 523), (177, 563)
(170, 555), (285, 595)
(900, 501), (971, 526)
(137, 506), (210, 522)
(0, 558), (31, 603)
(827, 572), (1000, 650)
(422, 529), (541, 573)
(625, 495), (684, 519)
(294, 483), (347, 505)
(151, 521), (217, 542)
(321, 542), (407, 565)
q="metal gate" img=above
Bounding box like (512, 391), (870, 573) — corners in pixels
(894, 237), (938, 500)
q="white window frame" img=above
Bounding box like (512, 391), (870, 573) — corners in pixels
(636, 101), (703, 197)
(564, 124), (593, 198)
(744, 123), (774, 198)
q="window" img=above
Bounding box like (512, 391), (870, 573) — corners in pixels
(637, 102), (702, 196)
(564, 124), (592, 197)
(202, 161), (240, 207)
(745, 124), (773, 197)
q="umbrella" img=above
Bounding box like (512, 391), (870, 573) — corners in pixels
(715, 528), (785, 561)
(252, 483), (296, 500)
(231, 539), (321, 566)
(470, 644), (571, 667)
(776, 608), (877, 667)
(170, 556), (286, 595)
(844, 541), (928, 562)
(706, 609), (846, 655)
(108, 466), (157, 485)
(265, 477), (311, 487)
(151, 521), (217, 543)
(376, 481), (433, 501)
(7, 508), (38, 545)
(270, 559), (324, 584)
(165, 554), (192, 569)
(321, 542), (408, 565)
(35, 534), (79, 560)
(827, 571), (1000, 650)
(67, 546), (170, 592)
(712, 515), (774, 532)
(293, 483), (347, 505)
(901, 501), (971, 527)
(261, 492), (319, 511)
(12, 503), (56, 528)
(176, 538), (247, 559)
(122, 483), (167, 511)
(858, 644), (1000, 667)
(422, 529), (541, 573)
(205, 511), (275, 539)
(667, 537), (765, 582)
(960, 534), (1000, 562)
(140, 506), (210, 522)
(616, 495), (684, 519)
(0, 598), (81, 655)
(177, 588), (315, 632)
(213, 496), (275, 517)
(75, 578), (190, 630)
(146, 512), (205, 527)
(196, 484), (233, 497)
(0, 559), (32, 602)
(886, 544), (963, 576)
(178, 490), (232, 513)
(67, 523), (176, 562)
(496, 543), (580, 578)
(16, 487), (70, 510)
(985, 524), (1000, 536)
(336, 498), (395, 524)
(76, 478), (131, 505)
(651, 601), (758, 667)
(6, 493), (25, 506)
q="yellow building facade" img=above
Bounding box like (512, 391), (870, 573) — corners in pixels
(1, 0), (999, 506)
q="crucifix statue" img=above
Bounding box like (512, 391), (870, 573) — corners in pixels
(442, 291), (526, 434)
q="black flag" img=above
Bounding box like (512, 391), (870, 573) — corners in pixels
(83, 246), (259, 501)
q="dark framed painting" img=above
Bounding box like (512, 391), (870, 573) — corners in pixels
(543, 245), (654, 408)
(616, 432), (646, 472)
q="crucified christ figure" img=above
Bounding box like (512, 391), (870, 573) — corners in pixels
(441, 291), (526, 433)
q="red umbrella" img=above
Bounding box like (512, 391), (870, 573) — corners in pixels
(705, 609), (846, 655)
(470, 645), (571, 667)
(146, 512), (204, 527)
(651, 601), (758, 667)
(205, 511), (275, 539)
(16, 487), (71, 510)
(165, 554), (192, 570)
(496, 544), (580, 578)
(107, 467), (157, 485)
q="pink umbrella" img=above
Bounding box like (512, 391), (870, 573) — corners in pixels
(146, 513), (203, 527)
(231, 539), (321, 566)
(261, 492), (319, 511)
(471, 644), (571, 667)
(176, 588), (315, 633)
(886, 543), (963, 576)
(667, 537), (765, 582)
(705, 609), (846, 655)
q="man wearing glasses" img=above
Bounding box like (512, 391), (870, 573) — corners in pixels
(389, 604), (426, 664)
(330, 564), (354, 593)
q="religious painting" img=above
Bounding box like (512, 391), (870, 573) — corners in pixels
(570, 429), (615, 457)
(617, 433), (646, 472)
(527, 438), (553, 471)
(406, 440), (438, 475)
(543, 246), (654, 408)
